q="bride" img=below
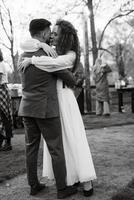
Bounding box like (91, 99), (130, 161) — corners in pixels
(19, 19), (97, 197)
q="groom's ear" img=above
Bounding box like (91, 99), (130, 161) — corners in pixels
(42, 30), (47, 39)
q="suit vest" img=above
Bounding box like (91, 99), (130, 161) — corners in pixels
(18, 49), (59, 118)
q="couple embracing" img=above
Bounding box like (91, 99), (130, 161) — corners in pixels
(18, 18), (96, 199)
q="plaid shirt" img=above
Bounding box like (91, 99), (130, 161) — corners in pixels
(0, 84), (13, 130)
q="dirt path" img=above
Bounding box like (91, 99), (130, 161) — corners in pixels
(0, 125), (134, 200)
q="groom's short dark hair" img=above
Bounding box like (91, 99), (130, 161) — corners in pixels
(29, 18), (51, 36)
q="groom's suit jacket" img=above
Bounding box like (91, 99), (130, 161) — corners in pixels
(18, 49), (76, 119)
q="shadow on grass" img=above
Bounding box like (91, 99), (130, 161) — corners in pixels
(0, 149), (25, 183)
(112, 178), (134, 200)
(0, 148), (43, 183)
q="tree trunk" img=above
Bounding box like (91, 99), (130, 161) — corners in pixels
(87, 0), (98, 64)
(11, 49), (20, 83)
(116, 43), (125, 78)
(82, 13), (92, 112)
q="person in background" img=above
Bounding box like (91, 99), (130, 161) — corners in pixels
(93, 57), (112, 116)
(0, 49), (13, 151)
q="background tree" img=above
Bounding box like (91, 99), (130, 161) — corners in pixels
(79, 0), (134, 112)
(0, 0), (20, 82)
(81, 0), (134, 65)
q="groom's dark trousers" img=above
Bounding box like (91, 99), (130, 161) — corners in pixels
(23, 116), (65, 190)
(18, 49), (76, 190)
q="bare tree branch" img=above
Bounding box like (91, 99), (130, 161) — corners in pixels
(99, 47), (115, 56)
(98, 10), (134, 49)
(6, 4), (13, 40)
(82, 0), (87, 5)
(0, 0), (19, 82)
(64, 0), (84, 15)
(7, 7), (14, 49)
(93, 0), (102, 15)
(0, 14), (10, 42)
(0, 6), (11, 42)
(0, 0), (13, 41)
(1, 0), (8, 10)
(0, 40), (11, 50)
(89, 46), (114, 57)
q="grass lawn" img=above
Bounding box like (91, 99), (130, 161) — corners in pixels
(0, 112), (134, 199)
(86, 125), (134, 200)
(0, 133), (43, 183)
(83, 112), (134, 129)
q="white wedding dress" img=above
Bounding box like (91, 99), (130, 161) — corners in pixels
(43, 79), (96, 185)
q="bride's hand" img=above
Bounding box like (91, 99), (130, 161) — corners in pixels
(18, 58), (32, 73)
(40, 43), (58, 58)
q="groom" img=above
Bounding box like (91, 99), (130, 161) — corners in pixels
(18, 18), (77, 199)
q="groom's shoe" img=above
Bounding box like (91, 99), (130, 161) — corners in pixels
(30, 183), (46, 196)
(57, 186), (77, 199)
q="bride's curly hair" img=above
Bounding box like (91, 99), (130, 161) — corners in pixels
(55, 19), (81, 73)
